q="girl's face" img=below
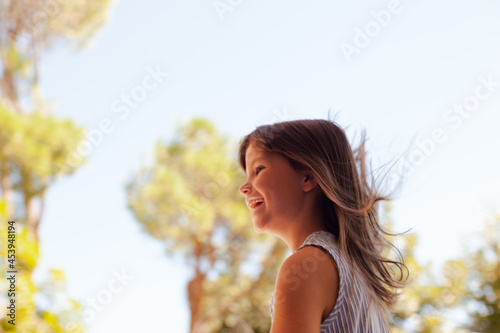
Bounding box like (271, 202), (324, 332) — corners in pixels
(239, 144), (311, 234)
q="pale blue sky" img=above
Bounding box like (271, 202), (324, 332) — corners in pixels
(31, 0), (500, 332)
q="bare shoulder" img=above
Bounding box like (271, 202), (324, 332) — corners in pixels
(280, 245), (337, 282)
(270, 245), (339, 332)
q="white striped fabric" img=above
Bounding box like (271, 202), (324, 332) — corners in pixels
(269, 230), (388, 333)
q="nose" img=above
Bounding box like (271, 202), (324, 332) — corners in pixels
(239, 182), (250, 196)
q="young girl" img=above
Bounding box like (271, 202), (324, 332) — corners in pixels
(238, 118), (408, 332)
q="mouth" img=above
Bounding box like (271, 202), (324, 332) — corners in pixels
(248, 199), (265, 213)
(251, 201), (264, 213)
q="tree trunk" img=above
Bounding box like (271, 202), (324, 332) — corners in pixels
(207, 239), (286, 322)
(0, 20), (22, 114)
(188, 266), (206, 333)
(25, 195), (43, 242)
(20, 166), (45, 242)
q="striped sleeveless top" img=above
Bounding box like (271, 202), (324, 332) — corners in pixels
(269, 230), (388, 332)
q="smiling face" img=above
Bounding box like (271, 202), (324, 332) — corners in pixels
(239, 143), (317, 235)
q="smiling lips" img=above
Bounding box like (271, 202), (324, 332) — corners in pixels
(248, 198), (265, 213)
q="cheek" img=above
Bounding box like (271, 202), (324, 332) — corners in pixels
(254, 175), (275, 198)
(255, 173), (297, 204)
(254, 177), (268, 194)
(274, 176), (302, 204)
(262, 176), (291, 202)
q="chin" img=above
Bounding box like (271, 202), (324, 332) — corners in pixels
(252, 218), (267, 234)
(253, 223), (265, 234)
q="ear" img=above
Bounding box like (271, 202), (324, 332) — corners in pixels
(302, 171), (319, 193)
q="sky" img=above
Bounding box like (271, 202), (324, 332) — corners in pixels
(24, 0), (500, 332)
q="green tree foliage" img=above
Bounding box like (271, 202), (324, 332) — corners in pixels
(465, 213), (500, 332)
(382, 201), (468, 332)
(0, 1), (115, 331)
(0, 206), (85, 332)
(0, 103), (87, 238)
(391, 211), (500, 333)
(126, 117), (288, 332)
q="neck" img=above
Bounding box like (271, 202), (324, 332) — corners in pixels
(283, 220), (329, 253)
(276, 192), (329, 252)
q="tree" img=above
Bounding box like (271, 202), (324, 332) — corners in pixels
(0, 0), (115, 235)
(0, 103), (86, 240)
(0, 0), (115, 331)
(464, 212), (500, 332)
(126, 117), (288, 332)
(0, 201), (85, 332)
(382, 201), (468, 332)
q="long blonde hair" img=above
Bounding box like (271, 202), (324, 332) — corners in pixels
(238, 117), (409, 327)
